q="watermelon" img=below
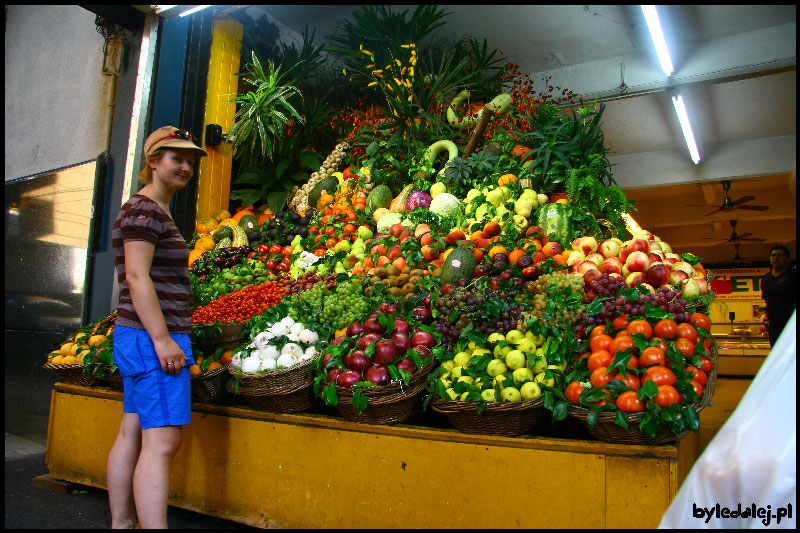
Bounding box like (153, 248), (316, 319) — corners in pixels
(366, 185), (393, 211)
(533, 203), (573, 246)
(440, 247), (477, 285)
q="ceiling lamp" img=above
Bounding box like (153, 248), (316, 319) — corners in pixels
(155, 5), (213, 18)
(640, 5), (674, 77)
(672, 94), (701, 164)
(621, 212), (643, 236)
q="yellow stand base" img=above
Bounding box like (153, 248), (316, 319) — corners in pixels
(47, 383), (701, 529)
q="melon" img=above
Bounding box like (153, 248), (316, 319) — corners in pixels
(366, 185), (393, 211)
(533, 202), (573, 246)
(439, 247), (477, 285)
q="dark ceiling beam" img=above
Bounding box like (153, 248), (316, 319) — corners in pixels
(79, 5), (147, 31)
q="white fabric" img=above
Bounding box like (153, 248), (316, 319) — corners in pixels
(660, 311), (796, 528)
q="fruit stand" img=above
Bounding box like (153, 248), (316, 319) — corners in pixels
(43, 7), (727, 528)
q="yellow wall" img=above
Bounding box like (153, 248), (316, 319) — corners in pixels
(196, 17), (243, 220)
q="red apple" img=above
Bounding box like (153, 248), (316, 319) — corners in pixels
(327, 368), (343, 383)
(344, 349), (371, 371)
(362, 317), (385, 335)
(579, 236), (599, 255)
(346, 321), (363, 337)
(693, 276), (709, 295)
(648, 240), (663, 253)
(410, 345), (432, 360)
(625, 271), (647, 288)
(600, 257), (623, 275)
(599, 239), (622, 258)
(336, 369), (363, 388)
(390, 332), (412, 354)
(639, 283), (656, 295)
(331, 336), (346, 346)
(628, 239), (650, 254)
(373, 339), (400, 365)
(566, 251), (586, 267)
(395, 358), (418, 375)
(392, 319), (410, 335)
(379, 302), (399, 314)
(670, 270), (689, 285)
(662, 256), (678, 268)
(577, 260), (599, 275)
(321, 352), (334, 368)
(633, 230), (654, 241)
(648, 251), (665, 264)
(658, 240), (673, 254)
(585, 252), (604, 267)
(625, 251), (650, 273)
(358, 333), (381, 350)
(411, 330), (436, 348)
(583, 269), (603, 284)
(646, 263), (671, 287)
(411, 306), (433, 324)
(364, 365), (390, 386)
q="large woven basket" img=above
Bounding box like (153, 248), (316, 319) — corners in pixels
(228, 378), (316, 413)
(325, 357), (437, 425)
(42, 363), (98, 387)
(567, 339), (719, 445)
(96, 365), (125, 392)
(193, 322), (245, 353)
(190, 365), (230, 403)
(430, 397), (546, 437)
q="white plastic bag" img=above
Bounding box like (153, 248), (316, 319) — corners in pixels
(660, 312), (796, 528)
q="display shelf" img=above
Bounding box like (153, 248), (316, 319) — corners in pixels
(46, 382), (701, 529)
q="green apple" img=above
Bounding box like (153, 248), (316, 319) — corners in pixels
(481, 389), (497, 402)
(493, 344), (512, 360)
(453, 351), (472, 367)
(445, 388), (458, 400)
(512, 367), (534, 385)
(486, 359), (508, 377)
(520, 381), (542, 401)
(531, 350), (547, 373)
(505, 350), (526, 370)
(500, 387), (521, 402)
(357, 225), (373, 240)
(505, 329), (524, 345)
(456, 375), (474, 385)
(441, 360), (455, 373)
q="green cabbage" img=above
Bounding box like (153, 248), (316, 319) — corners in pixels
(376, 212), (405, 234)
(429, 193), (460, 218)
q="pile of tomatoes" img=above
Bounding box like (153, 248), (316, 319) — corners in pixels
(564, 311), (714, 420)
(191, 281), (288, 325)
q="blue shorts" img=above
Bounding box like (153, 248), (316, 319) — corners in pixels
(112, 325), (195, 430)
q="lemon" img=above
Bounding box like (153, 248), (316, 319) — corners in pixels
(459, 391), (471, 401)
(493, 344), (512, 360)
(517, 338), (536, 353)
(88, 334), (107, 347)
(500, 387), (521, 402)
(73, 332), (88, 344)
(451, 366), (464, 379)
(471, 347), (491, 358)
(76, 352), (86, 364)
(51, 355), (66, 365)
(492, 374), (508, 390)
(486, 359), (508, 378)
(61, 355), (78, 365)
(430, 182), (447, 199)
(504, 350), (526, 370)
(441, 360), (455, 373)
(531, 351), (548, 373)
(456, 375), (474, 385)
(445, 387), (458, 400)
(453, 351), (471, 367)
(520, 381), (542, 401)
(480, 389), (497, 402)
(505, 330), (524, 345)
(487, 332), (506, 343)
(534, 372), (555, 388)
(60, 343), (78, 357)
(512, 367), (534, 385)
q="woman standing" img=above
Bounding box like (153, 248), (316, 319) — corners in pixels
(106, 126), (206, 528)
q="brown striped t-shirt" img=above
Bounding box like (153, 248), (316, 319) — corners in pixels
(113, 194), (193, 333)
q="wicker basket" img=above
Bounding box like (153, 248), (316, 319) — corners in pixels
(430, 397), (546, 437)
(96, 365), (125, 392)
(325, 357), (437, 425)
(229, 378), (316, 413)
(42, 363), (98, 387)
(190, 365), (230, 403)
(567, 339), (719, 445)
(193, 322), (245, 354)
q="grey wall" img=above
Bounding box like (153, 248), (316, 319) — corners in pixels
(5, 5), (114, 181)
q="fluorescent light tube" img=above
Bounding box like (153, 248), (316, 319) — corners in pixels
(621, 212), (643, 235)
(179, 5), (212, 17)
(641, 5), (674, 77)
(672, 95), (701, 164)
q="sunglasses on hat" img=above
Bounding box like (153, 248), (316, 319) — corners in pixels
(150, 129), (196, 146)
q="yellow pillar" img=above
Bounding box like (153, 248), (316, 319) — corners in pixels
(196, 16), (243, 220)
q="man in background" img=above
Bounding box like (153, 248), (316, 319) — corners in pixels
(761, 245), (796, 347)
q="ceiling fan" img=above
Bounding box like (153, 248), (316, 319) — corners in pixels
(727, 242), (762, 262)
(702, 219), (767, 244)
(687, 180), (770, 216)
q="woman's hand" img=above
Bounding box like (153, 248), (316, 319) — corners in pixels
(153, 336), (187, 375)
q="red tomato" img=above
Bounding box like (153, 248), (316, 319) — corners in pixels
(616, 390), (644, 412)
(324, 227), (335, 236)
(313, 248), (326, 257)
(565, 381), (585, 404)
(627, 319), (653, 340)
(689, 380), (705, 399)
(268, 244), (283, 255)
(590, 367), (613, 388)
(642, 366), (677, 387)
(587, 350), (613, 372)
(697, 354), (714, 373)
(282, 246), (294, 256)
(611, 372), (641, 391)
(677, 323), (699, 345)
(342, 223), (357, 235)
(639, 346), (666, 367)
(256, 243), (271, 254)
(654, 319), (679, 340)
(685, 366), (708, 386)
(612, 314), (629, 330)
(690, 313), (711, 332)
(651, 337), (668, 352)
(589, 324), (607, 339)
(589, 334), (612, 353)
(325, 238), (338, 248)
(673, 337), (696, 358)
(654, 385), (681, 407)
(609, 335), (636, 357)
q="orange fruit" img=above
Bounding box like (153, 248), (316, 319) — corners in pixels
(488, 245), (509, 258)
(219, 350), (234, 366)
(508, 249), (525, 265)
(189, 364), (202, 377)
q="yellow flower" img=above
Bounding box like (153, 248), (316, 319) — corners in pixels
(367, 81), (378, 87)
(404, 79), (413, 89)
(409, 56), (418, 66)
(395, 59), (402, 67)
(366, 64), (374, 69)
(408, 67), (414, 77)
(359, 44), (372, 56)
(401, 44), (410, 49)
(407, 95), (413, 102)
(342, 68), (347, 75)
(394, 77), (402, 86)
(400, 67), (407, 75)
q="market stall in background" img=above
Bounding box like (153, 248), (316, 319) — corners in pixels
(38, 5), (795, 529)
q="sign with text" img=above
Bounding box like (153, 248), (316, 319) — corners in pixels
(709, 267), (769, 301)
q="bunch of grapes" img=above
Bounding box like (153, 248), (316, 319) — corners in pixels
(283, 272), (337, 295)
(321, 279), (372, 330)
(524, 272), (587, 329)
(432, 286), (528, 350)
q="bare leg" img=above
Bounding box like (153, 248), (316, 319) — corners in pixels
(133, 425), (182, 529)
(107, 413), (142, 529)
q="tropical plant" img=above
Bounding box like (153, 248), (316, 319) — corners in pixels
(226, 52), (305, 167)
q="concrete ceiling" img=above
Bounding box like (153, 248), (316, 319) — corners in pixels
(247, 4), (796, 264)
